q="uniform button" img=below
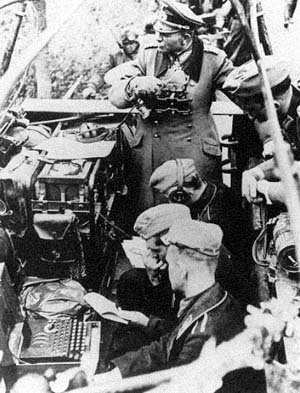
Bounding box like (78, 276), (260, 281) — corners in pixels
(154, 120), (159, 125)
(153, 134), (160, 138)
(187, 124), (192, 128)
(187, 137), (192, 142)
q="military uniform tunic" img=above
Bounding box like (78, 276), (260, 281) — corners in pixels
(111, 283), (266, 393)
(109, 37), (236, 213)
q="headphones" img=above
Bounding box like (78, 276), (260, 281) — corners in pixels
(168, 159), (191, 204)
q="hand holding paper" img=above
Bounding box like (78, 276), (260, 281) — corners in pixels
(117, 310), (149, 327)
(84, 293), (128, 325)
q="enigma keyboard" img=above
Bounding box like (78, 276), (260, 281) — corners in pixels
(20, 317), (101, 363)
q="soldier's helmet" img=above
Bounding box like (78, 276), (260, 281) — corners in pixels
(119, 27), (139, 44)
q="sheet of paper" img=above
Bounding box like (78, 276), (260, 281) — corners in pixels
(122, 236), (147, 269)
(35, 137), (115, 160)
(84, 293), (128, 325)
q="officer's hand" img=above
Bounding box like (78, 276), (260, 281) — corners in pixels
(128, 76), (164, 98)
(242, 166), (265, 203)
(82, 87), (96, 99)
(256, 180), (272, 204)
(117, 309), (149, 327)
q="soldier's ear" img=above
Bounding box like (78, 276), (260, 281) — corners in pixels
(182, 31), (192, 43)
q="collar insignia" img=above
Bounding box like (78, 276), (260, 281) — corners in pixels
(176, 314), (193, 339)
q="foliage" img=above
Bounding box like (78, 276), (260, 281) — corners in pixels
(0, 0), (150, 99)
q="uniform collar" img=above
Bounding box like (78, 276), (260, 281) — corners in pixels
(168, 39), (193, 67)
(155, 35), (204, 82)
(177, 282), (226, 319)
(191, 182), (217, 219)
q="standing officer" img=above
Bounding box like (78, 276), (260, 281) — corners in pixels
(108, 0), (241, 215)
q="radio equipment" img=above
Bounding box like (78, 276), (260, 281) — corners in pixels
(0, 104), (128, 286)
(252, 212), (298, 274)
(273, 213), (298, 273)
(32, 159), (100, 216)
(29, 130), (121, 280)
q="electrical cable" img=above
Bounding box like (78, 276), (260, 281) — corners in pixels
(97, 210), (132, 240)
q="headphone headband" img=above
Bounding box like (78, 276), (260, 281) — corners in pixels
(168, 159), (191, 204)
(176, 159), (184, 190)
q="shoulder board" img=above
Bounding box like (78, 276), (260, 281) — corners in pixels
(203, 44), (221, 55)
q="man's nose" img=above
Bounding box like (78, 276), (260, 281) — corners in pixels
(156, 32), (163, 42)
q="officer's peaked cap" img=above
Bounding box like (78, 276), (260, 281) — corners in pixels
(155, 0), (204, 34)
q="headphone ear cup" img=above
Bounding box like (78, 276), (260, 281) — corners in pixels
(168, 159), (191, 204)
(168, 188), (191, 204)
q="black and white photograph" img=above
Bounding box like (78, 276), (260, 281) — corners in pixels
(0, 0), (300, 392)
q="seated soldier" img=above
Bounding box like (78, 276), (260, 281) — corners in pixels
(109, 204), (191, 359)
(92, 220), (266, 393)
(149, 158), (252, 262)
(149, 158), (255, 307)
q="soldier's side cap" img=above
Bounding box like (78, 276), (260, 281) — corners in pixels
(134, 204), (191, 240)
(223, 56), (290, 98)
(154, 0), (204, 34)
(150, 159), (197, 194)
(167, 219), (223, 257)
